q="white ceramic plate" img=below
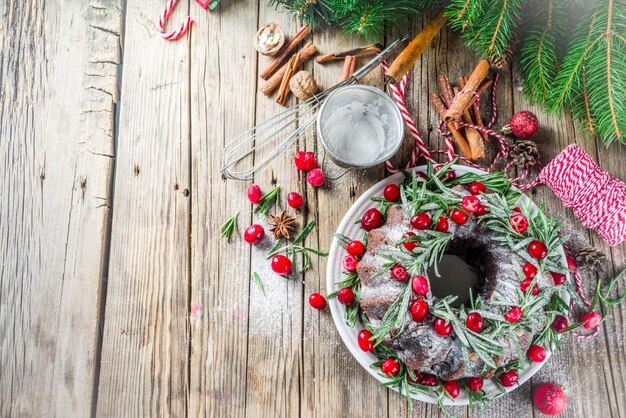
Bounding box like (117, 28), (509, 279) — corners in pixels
(326, 165), (569, 406)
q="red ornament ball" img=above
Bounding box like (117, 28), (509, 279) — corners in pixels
(499, 369), (519, 387)
(465, 312), (485, 333)
(287, 192), (304, 209)
(307, 168), (326, 187)
(346, 240), (365, 257)
(510, 213), (529, 234)
(361, 208), (384, 231)
(357, 329), (374, 352)
(504, 306), (523, 323)
(506, 110), (539, 139)
(391, 264), (409, 281)
(551, 315), (568, 333)
(527, 345), (547, 362)
(444, 380), (460, 398)
(384, 184), (401, 201)
(411, 275), (429, 296)
(533, 383), (567, 416)
(528, 240), (548, 260)
(435, 216), (449, 232)
(342, 255), (358, 272)
(469, 181), (487, 195)
(410, 212), (431, 230)
(337, 288), (355, 305)
(247, 184), (262, 204)
(522, 262), (538, 279)
(271, 255), (293, 275)
(520, 278), (539, 295)
(467, 377), (484, 392)
(434, 317), (452, 336)
(308, 292), (327, 310)
(294, 151), (318, 171)
(381, 359), (401, 377)
(243, 224), (265, 244)
(581, 311), (601, 329)
(410, 299), (429, 322)
(402, 232), (419, 251)
(451, 208), (470, 225)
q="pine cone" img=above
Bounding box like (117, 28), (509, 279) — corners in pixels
(490, 28), (519, 69)
(575, 247), (607, 272)
(511, 140), (540, 168)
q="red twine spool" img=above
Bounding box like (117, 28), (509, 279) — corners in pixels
(540, 144), (626, 247)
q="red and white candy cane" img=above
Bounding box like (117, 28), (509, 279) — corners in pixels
(158, 0), (193, 41)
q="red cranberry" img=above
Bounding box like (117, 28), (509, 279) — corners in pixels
(410, 299), (429, 322)
(247, 184), (262, 204)
(465, 312), (485, 333)
(528, 240), (548, 260)
(271, 255), (292, 275)
(347, 240), (365, 257)
(499, 369), (518, 387)
(512, 207), (522, 213)
(411, 275), (429, 296)
(243, 224), (265, 244)
(435, 216), (449, 232)
(510, 214), (529, 234)
(435, 165), (456, 181)
(287, 192), (304, 209)
(444, 380), (460, 398)
(415, 171), (428, 180)
(462, 195), (481, 213)
(410, 213), (431, 230)
(520, 278), (539, 295)
(402, 232), (418, 252)
(551, 315), (568, 333)
(467, 377), (484, 392)
(551, 271), (567, 285)
(391, 264), (409, 281)
(476, 205), (489, 217)
(384, 184), (400, 201)
(527, 345), (547, 362)
(566, 255), (578, 271)
(361, 208), (384, 231)
(469, 181), (487, 195)
(307, 168), (326, 187)
(309, 293), (326, 310)
(358, 329), (374, 352)
(434, 317), (452, 336)
(337, 288), (355, 305)
(342, 255), (358, 272)
(504, 306), (523, 323)
(381, 359), (400, 377)
(581, 311), (601, 329)
(406, 371), (420, 384)
(450, 208), (469, 225)
(418, 373), (438, 386)
(522, 262), (538, 279)
(294, 151), (318, 170)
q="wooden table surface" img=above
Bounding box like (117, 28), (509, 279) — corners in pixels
(2, 1), (625, 417)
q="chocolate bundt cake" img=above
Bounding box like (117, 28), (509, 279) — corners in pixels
(356, 184), (550, 381)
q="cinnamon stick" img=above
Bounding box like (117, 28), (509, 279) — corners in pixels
(260, 42), (317, 96)
(276, 54), (299, 105)
(316, 44), (381, 63)
(460, 76), (488, 141)
(430, 91), (473, 159)
(454, 86), (485, 160)
(341, 56), (358, 80)
(437, 75), (455, 108)
(444, 59), (490, 122)
(260, 25), (310, 80)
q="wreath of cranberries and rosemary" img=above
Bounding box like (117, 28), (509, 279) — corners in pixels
(332, 161), (579, 412)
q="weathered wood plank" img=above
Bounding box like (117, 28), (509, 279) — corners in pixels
(95, 1), (190, 415)
(0, 1), (120, 416)
(188, 1), (258, 416)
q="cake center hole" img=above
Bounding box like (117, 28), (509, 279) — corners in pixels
(427, 254), (480, 308)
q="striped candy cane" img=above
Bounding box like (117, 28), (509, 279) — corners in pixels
(158, 0), (193, 41)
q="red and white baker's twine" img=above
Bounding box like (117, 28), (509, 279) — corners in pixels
(158, 0), (193, 41)
(564, 248), (600, 339)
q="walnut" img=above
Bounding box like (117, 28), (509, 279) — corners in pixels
(289, 71), (318, 100)
(254, 23), (285, 56)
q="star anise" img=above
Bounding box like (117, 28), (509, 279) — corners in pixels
(268, 210), (296, 240)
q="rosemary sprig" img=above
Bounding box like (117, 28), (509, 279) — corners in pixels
(254, 185), (281, 215)
(370, 282), (412, 345)
(219, 212), (239, 241)
(267, 221), (328, 273)
(253, 272), (265, 295)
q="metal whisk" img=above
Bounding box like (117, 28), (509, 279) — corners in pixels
(220, 36), (408, 181)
